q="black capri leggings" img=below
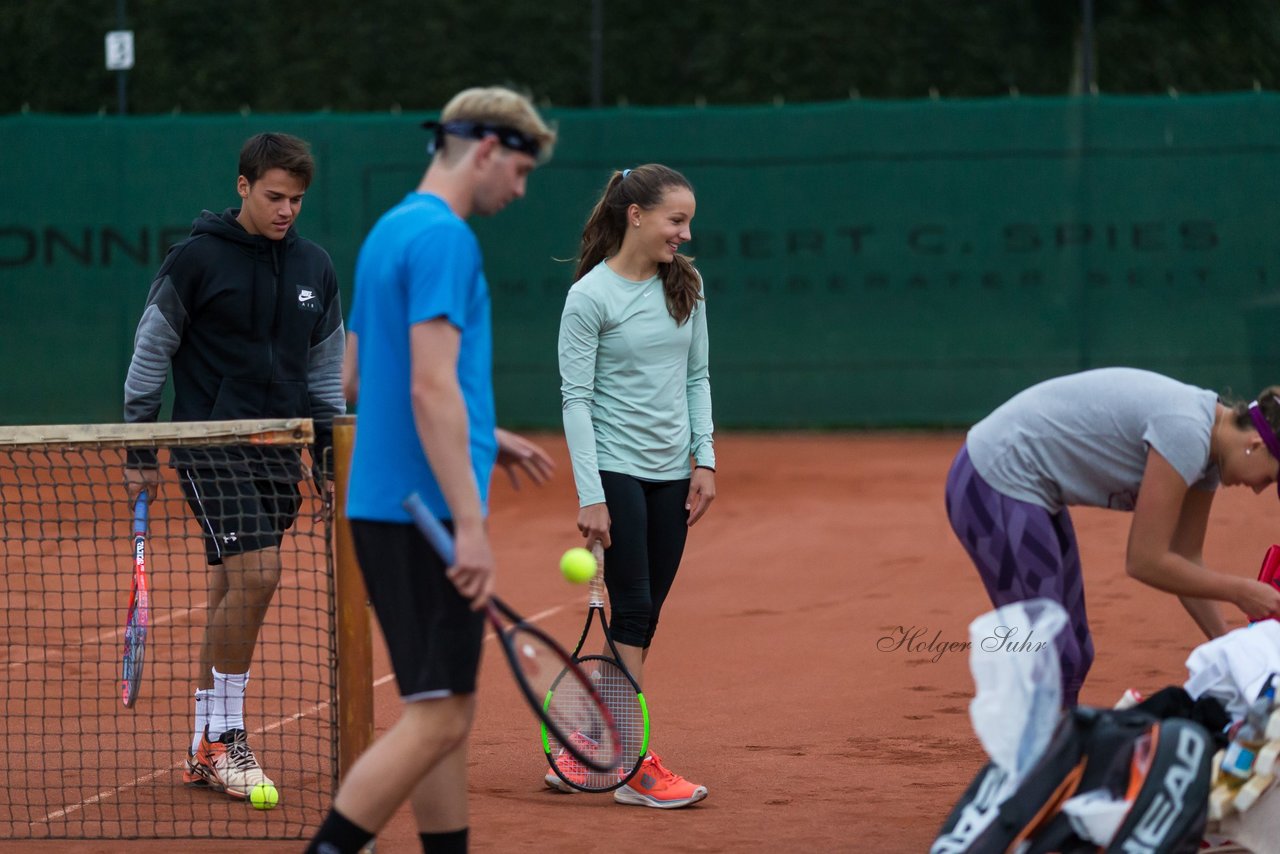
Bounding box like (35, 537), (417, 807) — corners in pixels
(600, 470), (690, 648)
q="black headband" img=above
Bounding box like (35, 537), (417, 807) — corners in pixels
(421, 119), (542, 159)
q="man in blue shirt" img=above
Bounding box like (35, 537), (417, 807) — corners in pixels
(307, 87), (556, 854)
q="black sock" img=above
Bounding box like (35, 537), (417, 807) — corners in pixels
(420, 827), (468, 854)
(305, 808), (375, 854)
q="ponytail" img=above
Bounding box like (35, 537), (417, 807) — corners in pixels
(573, 164), (703, 325)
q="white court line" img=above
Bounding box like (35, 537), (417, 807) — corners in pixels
(6, 604), (203, 670)
(32, 599), (574, 825)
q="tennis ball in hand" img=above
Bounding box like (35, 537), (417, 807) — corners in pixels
(560, 547), (597, 584)
(249, 782), (279, 810)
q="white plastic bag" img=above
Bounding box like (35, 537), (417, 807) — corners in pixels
(968, 597), (1068, 787)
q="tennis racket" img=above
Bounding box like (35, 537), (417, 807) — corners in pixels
(544, 542), (650, 792)
(402, 492), (621, 773)
(121, 491), (149, 708)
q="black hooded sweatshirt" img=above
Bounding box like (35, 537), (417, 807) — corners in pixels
(124, 208), (345, 479)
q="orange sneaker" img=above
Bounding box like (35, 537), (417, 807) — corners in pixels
(190, 728), (274, 799)
(182, 730), (213, 787)
(182, 752), (206, 786)
(544, 732), (593, 793)
(613, 753), (707, 809)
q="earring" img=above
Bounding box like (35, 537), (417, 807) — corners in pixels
(1248, 448), (1254, 455)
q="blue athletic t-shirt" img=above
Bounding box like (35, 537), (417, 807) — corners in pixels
(346, 192), (497, 522)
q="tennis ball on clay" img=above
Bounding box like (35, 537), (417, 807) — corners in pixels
(249, 782), (279, 810)
(560, 547), (598, 584)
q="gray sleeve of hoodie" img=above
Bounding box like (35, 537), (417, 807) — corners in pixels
(123, 273), (186, 426)
(308, 313), (346, 423)
(123, 272), (187, 468)
(307, 273), (346, 475)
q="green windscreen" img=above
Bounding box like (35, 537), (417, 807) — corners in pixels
(5, 94), (1279, 427)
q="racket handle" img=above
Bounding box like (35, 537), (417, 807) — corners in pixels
(588, 541), (605, 606)
(403, 492), (455, 564)
(133, 491), (148, 533)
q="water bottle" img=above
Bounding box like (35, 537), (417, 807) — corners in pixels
(1222, 674), (1277, 781)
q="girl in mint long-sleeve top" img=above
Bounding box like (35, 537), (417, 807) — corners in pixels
(554, 164), (715, 810)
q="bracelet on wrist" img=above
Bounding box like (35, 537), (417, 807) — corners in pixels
(695, 464), (716, 473)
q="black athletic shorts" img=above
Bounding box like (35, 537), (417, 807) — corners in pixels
(350, 519), (485, 700)
(177, 468), (300, 565)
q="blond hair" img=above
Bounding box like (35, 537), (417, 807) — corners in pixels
(440, 86), (557, 161)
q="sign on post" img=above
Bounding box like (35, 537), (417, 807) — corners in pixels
(105, 30), (135, 71)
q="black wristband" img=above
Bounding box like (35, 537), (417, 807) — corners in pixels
(695, 464), (716, 473)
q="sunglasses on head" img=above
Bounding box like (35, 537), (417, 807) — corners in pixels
(422, 120), (542, 159)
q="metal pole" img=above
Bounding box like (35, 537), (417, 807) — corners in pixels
(116, 0), (128, 114)
(1081, 0), (1095, 94)
(590, 0), (603, 108)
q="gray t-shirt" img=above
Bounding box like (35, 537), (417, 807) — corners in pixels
(966, 368), (1220, 512)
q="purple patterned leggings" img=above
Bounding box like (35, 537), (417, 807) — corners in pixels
(945, 445), (1094, 706)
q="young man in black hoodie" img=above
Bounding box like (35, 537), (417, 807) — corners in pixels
(123, 132), (345, 800)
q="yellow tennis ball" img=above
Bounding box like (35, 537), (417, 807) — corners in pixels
(560, 547), (597, 584)
(249, 782), (279, 810)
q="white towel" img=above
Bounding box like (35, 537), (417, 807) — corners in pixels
(1183, 621), (1280, 720)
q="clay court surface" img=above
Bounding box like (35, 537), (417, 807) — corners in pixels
(4, 431), (1276, 853)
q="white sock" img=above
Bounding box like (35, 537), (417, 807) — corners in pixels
(208, 668), (249, 741)
(191, 689), (213, 754)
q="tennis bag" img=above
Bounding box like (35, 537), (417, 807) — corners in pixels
(931, 701), (1215, 853)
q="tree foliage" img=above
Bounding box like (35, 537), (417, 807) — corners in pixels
(2, 0), (1278, 114)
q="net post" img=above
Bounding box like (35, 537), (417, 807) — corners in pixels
(333, 414), (374, 781)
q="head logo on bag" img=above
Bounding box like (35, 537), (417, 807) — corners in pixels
(1115, 723), (1208, 854)
(932, 705), (1213, 854)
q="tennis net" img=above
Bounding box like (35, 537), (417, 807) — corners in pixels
(0, 418), (352, 840)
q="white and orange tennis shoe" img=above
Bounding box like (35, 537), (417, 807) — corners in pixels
(543, 731), (595, 793)
(182, 729), (213, 787)
(190, 727), (274, 798)
(613, 753), (707, 809)
(543, 760), (585, 793)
